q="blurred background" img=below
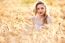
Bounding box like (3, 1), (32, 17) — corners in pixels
(0, 0), (65, 43)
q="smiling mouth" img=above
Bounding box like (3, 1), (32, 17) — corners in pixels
(40, 12), (42, 14)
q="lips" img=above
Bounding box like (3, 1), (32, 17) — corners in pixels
(39, 12), (42, 14)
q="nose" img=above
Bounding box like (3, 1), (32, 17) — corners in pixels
(39, 8), (43, 12)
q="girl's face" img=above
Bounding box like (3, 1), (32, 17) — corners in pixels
(36, 4), (46, 16)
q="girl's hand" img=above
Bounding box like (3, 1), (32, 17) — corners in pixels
(41, 24), (49, 29)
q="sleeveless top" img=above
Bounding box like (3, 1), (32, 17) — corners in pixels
(32, 16), (52, 30)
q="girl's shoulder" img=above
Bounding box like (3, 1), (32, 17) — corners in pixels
(31, 16), (37, 20)
(47, 15), (53, 23)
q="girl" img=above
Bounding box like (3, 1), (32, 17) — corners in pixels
(32, 1), (52, 30)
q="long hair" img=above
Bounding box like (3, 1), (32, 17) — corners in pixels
(35, 1), (48, 24)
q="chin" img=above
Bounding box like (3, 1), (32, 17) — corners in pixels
(40, 13), (44, 15)
(40, 14), (44, 16)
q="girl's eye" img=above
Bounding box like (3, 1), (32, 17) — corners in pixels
(41, 7), (44, 9)
(37, 8), (40, 10)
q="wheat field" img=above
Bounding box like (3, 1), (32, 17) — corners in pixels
(0, 0), (65, 43)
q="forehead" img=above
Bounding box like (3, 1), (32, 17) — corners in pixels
(37, 4), (45, 8)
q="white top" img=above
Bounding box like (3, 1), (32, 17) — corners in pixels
(32, 16), (52, 30)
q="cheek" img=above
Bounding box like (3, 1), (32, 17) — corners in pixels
(43, 8), (45, 11)
(42, 9), (46, 13)
(37, 10), (40, 13)
(36, 8), (46, 13)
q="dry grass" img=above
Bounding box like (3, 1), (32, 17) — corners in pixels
(0, 0), (65, 43)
